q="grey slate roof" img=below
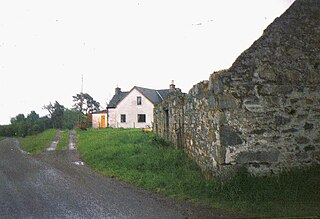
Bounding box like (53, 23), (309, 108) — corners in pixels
(135, 87), (169, 105)
(107, 86), (169, 109)
(107, 91), (129, 108)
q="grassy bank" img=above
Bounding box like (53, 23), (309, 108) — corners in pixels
(56, 130), (69, 151)
(18, 129), (57, 154)
(77, 128), (320, 217)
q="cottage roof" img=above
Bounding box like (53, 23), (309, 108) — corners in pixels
(135, 87), (169, 105)
(107, 86), (169, 109)
(107, 91), (129, 108)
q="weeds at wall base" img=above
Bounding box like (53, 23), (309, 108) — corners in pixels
(76, 129), (320, 217)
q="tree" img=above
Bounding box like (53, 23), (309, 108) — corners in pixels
(1, 111), (52, 137)
(72, 92), (100, 128)
(10, 114), (27, 137)
(10, 114), (26, 124)
(72, 93), (100, 116)
(62, 109), (78, 130)
(0, 125), (15, 137)
(43, 101), (65, 129)
(52, 102), (64, 129)
(26, 111), (41, 135)
(27, 111), (40, 122)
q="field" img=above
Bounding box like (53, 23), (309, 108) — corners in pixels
(76, 128), (320, 217)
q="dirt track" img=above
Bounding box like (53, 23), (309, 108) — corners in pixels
(0, 137), (232, 218)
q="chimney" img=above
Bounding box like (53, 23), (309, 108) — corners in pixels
(115, 87), (121, 95)
(169, 80), (175, 92)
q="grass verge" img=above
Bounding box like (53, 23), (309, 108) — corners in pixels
(77, 128), (320, 217)
(18, 129), (57, 154)
(56, 130), (69, 151)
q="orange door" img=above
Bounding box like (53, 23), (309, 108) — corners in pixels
(101, 115), (106, 128)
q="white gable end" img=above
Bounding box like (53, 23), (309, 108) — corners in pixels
(111, 88), (155, 128)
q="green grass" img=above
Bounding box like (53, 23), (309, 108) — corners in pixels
(18, 129), (57, 154)
(56, 130), (69, 151)
(77, 128), (320, 217)
(0, 136), (4, 141)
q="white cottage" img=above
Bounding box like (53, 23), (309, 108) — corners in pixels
(107, 86), (170, 128)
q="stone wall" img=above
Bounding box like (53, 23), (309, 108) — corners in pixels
(154, 88), (187, 148)
(154, 0), (320, 176)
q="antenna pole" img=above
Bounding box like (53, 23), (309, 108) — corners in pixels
(81, 74), (84, 93)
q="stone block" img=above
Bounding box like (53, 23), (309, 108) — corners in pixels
(306, 98), (314, 105)
(314, 137), (320, 144)
(218, 94), (238, 110)
(220, 126), (243, 147)
(243, 97), (265, 113)
(264, 96), (281, 108)
(275, 115), (291, 126)
(296, 151), (309, 160)
(213, 78), (224, 94)
(235, 150), (280, 164)
(304, 122), (314, 130)
(250, 129), (267, 135)
(282, 128), (298, 133)
(208, 96), (216, 109)
(304, 145), (315, 151)
(256, 64), (277, 81)
(295, 136), (310, 144)
(259, 85), (294, 96)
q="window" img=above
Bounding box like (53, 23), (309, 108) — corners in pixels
(121, 114), (126, 123)
(137, 96), (142, 105)
(137, 114), (146, 123)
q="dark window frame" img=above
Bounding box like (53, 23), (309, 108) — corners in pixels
(121, 114), (126, 123)
(137, 114), (146, 123)
(137, 96), (142, 105)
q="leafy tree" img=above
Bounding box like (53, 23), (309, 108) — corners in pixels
(27, 111), (40, 122)
(43, 102), (54, 118)
(10, 114), (28, 137)
(63, 109), (78, 129)
(72, 92), (100, 128)
(0, 125), (15, 137)
(52, 102), (64, 129)
(72, 93), (100, 116)
(10, 114), (26, 124)
(1, 101), (81, 138)
(37, 116), (52, 131)
(43, 101), (65, 129)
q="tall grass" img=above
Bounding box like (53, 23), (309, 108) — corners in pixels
(18, 129), (57, 154)
(77, 128), (320, 217)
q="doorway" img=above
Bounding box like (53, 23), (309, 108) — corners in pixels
(164, 109), (169, 139)
(101, 115), (106, 128)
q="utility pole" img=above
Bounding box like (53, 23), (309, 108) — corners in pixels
(79, 74), (84, 128)
(81, 74), (84, 94)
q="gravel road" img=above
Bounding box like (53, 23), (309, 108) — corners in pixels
(0, 137), (228, 219)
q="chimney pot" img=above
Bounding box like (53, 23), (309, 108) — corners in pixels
(169, 80), (175, 92)
(115, 87), (121, 95)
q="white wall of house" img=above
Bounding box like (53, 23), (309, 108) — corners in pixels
(108, 109), (117, 128)
(92, 113), (107, 128)
(109, 88), (154, 128)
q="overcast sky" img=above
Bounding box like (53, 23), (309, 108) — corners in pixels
(0, 0), (295, 125)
